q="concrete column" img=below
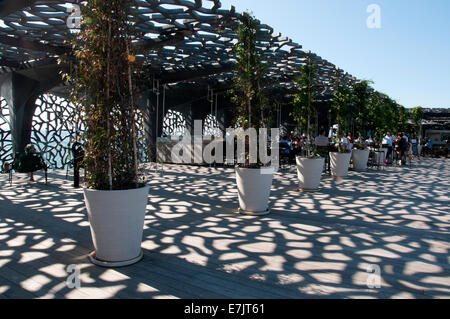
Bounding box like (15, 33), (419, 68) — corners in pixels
(135, 92), (152, 162)
(0, 73), (40, 154)
(142, 92), (159, 162)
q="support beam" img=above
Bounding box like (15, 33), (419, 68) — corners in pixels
(0, 32), (187, 65)
(133, 32), (187, 55)
(158, 64), (233, 85)
(0, 67), (64, 154)
(0, 35), (71, 56)
(0, 72), (39, 154)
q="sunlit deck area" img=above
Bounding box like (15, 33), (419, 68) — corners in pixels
(0, 158), (449, 299)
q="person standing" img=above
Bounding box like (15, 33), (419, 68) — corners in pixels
(411, 137), (419, 160)
(315, 130), (330, 147)
(365, 136), (375, 147)
(24, 144), (37, 181)
(1, 161), (11, 173)
(382, 132), (393, 164)
(398, 133), (408, 165)
(419, 138), (426, 157)
(347, 133), (354, 151)
(71, 140), (85, 188)
(341, 134), (349, 150)
(426, 139), (433, 157)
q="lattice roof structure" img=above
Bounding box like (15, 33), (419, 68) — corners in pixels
(0, 0), (358, 95)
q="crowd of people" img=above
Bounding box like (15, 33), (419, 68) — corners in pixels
(279, 129), (438, 166)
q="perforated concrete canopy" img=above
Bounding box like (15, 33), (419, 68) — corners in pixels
(0, 0), (358, 90)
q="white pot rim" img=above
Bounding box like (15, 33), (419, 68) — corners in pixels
(236, 166), (275, 169)
(83, 184), (150, 194)
(235, 166), (275, 171)
(296, 156), (325, 160)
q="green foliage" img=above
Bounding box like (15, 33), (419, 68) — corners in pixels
(355, 140), (367, 150)
(312, 145), (328, 158)
(231, 13), (268, 131)
(292, 62), (318, 137)
(63, 0), (140, 190)
(366, 92), (381, 137)
(366, 93), (414, 139)
(397, 105), (409, 133)
(353, 80), (372, 136)
(331, 74), (353, 135)
(410, 106), (424, 135)
(329, 136), (352, 154)
(331, 73), (414, 140)
(378, 96), (399, 135)
(230, 12), (268, 167)
(367, 93), (396, 140)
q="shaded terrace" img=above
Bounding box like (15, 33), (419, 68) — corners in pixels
(0, 158), (449, 298)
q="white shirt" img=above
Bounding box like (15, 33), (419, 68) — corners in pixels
(383, 135), (393, 147)
(315, 135), (330, 147)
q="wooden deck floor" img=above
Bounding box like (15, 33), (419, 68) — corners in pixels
(0, 158), (449, 299)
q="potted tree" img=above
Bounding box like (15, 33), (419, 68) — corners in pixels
(353, 80), (385, 168)
(410, 106), (424, 138)
(330, 73), (353, 177)
(293, 62), (325, 191)
(330, 137), (352, 177)
(64, 0), (149, 267)
(231, 13), (274, 216)
(352, 140), (370, 171)
(353, 81), (371, 139)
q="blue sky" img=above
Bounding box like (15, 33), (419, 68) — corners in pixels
(220, 0), (450, 109)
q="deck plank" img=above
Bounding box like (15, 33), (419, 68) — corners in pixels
(0, 158), (449, 299)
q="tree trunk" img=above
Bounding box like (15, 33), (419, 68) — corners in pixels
(106, 21), (113, 190)
(126, 40), (138, 186)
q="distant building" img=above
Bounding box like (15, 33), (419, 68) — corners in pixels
(422, 108), (450, 147)
(422, 108), (450, 130)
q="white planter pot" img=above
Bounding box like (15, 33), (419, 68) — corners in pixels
(330, 152), (352, 177)
(84, 185), (150, 267)
(352, 149), (370, 171)
(374, 149), (387, 165)
(296, 157), (325, 190)
(236, 167), (274, 216)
